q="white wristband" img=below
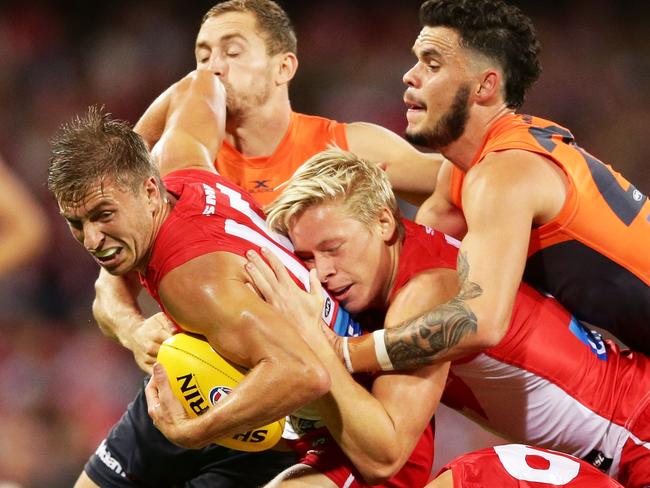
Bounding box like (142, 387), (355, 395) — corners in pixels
(342, 336), (354, 373)
(373, 329), (394, 371)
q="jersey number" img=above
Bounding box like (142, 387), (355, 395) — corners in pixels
(494, 445), (580, 483)
(529, 125), (647, 226)
(212, 183), (349, 331)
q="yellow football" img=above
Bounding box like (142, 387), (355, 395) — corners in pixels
(157, 332), (285, 452)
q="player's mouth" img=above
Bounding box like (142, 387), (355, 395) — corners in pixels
(404, 95), (427, 123)
(92, 247), (123, 268)
(328, 284), (353, 302)
(404, 94), (426, 112)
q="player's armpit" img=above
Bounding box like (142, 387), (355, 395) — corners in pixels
(157, 250), (330, 445)
(415, 160), (467, 239)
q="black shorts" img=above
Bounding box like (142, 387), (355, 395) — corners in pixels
(85, 379), (296, 487)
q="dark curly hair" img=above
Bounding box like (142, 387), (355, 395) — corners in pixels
(419, 0), (541, 109)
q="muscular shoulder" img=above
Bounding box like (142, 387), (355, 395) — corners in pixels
(158, 252), (249, 329)
(465, 150), (567, 225)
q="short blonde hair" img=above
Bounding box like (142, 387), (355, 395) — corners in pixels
(265, 147), (402, 236)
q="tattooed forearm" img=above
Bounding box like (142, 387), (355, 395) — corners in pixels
(385, 252), (483, 369)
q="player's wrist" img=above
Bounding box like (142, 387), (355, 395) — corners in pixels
(118, 317), (147, 351)
(342, 337), (354, 373)
(344, 331), (394, 373)
(372, 329), (395, 371)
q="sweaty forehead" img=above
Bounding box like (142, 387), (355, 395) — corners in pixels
(413, 26), (462, 57)
(58, 180), (124, 218)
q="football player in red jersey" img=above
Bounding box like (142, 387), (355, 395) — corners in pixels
(50, 70), (440, 488)
(77, 2), (443, 485)
(49, 70), (331, 487)
(244, 148), (650, 487)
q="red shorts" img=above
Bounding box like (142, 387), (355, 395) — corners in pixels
(618, 394), (650, 488)
(287, 424), (434, 487)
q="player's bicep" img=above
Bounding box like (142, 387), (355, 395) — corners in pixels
(158, 252), (314, 370)
(458, 156), (539, 334)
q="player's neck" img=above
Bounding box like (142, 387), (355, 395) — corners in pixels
(224, 99), (292, 157)
(441, 104), (513, 171)
(380, 237), (403, 310)
(137, 194), (175, 274)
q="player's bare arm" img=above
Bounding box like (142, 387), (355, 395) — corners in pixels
(152, 70), (226, 176)
(245, 249), (450, 484)
(133, 80), (179, 151)
(345, 122), (443, 205)
(415, 160), (467, 239)
(340, 269), (452, 482)
(93, 270), (173, 374)
(348, 150), (565, 370)
(0, 158), (47, 276)
(147, 250), (331, 449)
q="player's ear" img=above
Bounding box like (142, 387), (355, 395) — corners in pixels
(378, 207), (397, 242)
(474, 69), (499, 103)
(144, 177), (162, 207)
(276, 52), (298, 86)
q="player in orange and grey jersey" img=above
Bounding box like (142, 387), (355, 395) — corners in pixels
(444, 113), (650, 350)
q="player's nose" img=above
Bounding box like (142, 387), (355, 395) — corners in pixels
(403, 63), (419, 87)
(314, 256), (335, 283)
(83, 222), (105, 252)
(207, 54), (228, 77)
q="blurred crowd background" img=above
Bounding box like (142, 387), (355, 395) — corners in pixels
(1, 0), (648, 486)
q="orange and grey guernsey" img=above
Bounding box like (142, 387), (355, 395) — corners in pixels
(448, 113), (650, 352)
(215, 112), (349, 207)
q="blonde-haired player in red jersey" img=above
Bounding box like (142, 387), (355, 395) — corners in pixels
(243, 148), (649, 487)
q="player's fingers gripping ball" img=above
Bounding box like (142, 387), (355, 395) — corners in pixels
(156, 332), (285, 451)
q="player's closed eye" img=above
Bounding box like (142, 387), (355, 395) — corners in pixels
(97, 211), (114, 222)
(325, 244), (342, 254)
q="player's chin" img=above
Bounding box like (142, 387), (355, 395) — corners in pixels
(99, 257), (133, 276)
(405, 107), (427, 127)
(339, 293), (367, 315)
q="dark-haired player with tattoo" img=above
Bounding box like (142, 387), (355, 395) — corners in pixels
(340, 0), (650, 379)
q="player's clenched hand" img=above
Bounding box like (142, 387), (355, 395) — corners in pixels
(146, 363), (207, 449)
(126, 312), (174, 374)
(245, 247), (324, 337)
